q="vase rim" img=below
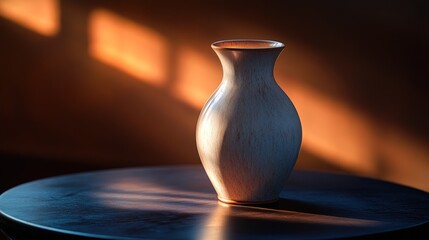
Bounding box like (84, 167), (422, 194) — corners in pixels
(212, 39), (285, 50)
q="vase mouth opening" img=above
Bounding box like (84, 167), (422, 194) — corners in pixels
(212, 39), (284, 50)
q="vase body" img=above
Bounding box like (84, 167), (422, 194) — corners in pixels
(196, 39), (302, 204)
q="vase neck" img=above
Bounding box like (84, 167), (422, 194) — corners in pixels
(213, 47), (283, 85)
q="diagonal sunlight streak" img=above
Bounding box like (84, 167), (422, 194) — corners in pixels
(95, 191), (216, 214)
(106, 179), (215, 199)
(93, 178), (216, 213)
(0, 0), (59, 36)
(89, 9), (169, 87)
(174, 46), (221, 109)
(280, 80), (377, 174)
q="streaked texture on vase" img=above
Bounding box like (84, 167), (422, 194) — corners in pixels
(196, 39), (302, 204)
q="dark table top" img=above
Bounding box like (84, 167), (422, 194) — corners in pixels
(0, 165), (428, 239)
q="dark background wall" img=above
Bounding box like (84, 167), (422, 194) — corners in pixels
(1, 0), (428, 192)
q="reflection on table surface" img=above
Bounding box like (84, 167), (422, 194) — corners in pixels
(1, 166), (428, 239)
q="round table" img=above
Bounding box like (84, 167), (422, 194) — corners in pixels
(0, 166), (428, 239)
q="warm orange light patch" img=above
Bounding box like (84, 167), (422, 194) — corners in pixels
(89, 9), (168, 87)
(174, 47), (221, 109)
(0, 0), (59, 36)
(94, 179), (214, 213)
(279, 81), (378, 175)
(279, 78), (429, 191)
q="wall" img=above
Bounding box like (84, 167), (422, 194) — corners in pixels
(0, 0), (428, 191)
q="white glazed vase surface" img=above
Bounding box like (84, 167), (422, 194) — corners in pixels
(196, 39), (302, 204)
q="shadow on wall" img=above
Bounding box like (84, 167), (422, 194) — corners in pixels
(0, 0), (428, 191)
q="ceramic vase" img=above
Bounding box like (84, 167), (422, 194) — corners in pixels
(196, 39), (302, 204)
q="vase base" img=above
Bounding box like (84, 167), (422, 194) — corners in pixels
(218, 197), (279, 205)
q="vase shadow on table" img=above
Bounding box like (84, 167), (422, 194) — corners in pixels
(197, 198), (386, 240)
